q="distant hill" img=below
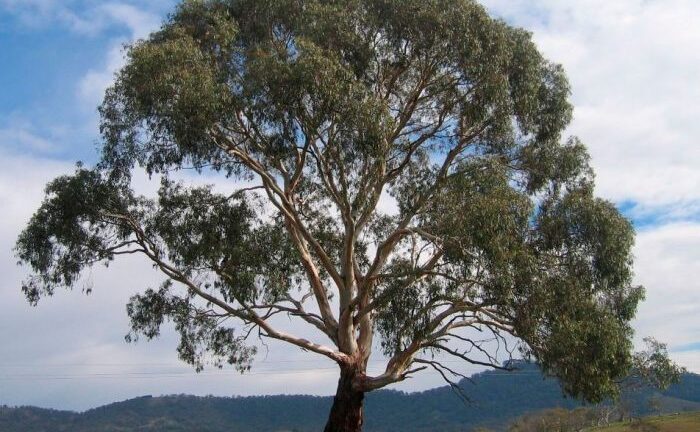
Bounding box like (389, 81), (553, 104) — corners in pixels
(2, 363), (699, 432)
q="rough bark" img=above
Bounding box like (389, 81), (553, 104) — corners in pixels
(324, 366), (365, 432)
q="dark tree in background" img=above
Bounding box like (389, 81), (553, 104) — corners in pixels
(16, 1), (646, 431)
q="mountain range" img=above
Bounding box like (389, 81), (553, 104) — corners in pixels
(2, 362), (699, 431)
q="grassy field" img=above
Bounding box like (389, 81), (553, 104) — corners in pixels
(592, 411), (700, 431)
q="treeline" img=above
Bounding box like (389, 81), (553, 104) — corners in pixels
(485, 406), (675, 432)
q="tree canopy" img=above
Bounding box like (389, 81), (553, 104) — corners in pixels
(16, 0), (645, 430)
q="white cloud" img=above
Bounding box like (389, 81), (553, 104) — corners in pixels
(632, 222), (700, 371)
(0, 123), (54, 153)
(1, 1), (165, 112)
(101, 3), (161, 39)
(75, 4), (163, 111)
(482, 0), (700, 218)
(77, 42), (129, 110)
(1, 1), (165, 35)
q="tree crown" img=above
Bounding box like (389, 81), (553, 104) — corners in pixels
(17, 0), (644, 402)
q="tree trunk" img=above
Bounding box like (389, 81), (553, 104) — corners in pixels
(324, 366), (365, 432)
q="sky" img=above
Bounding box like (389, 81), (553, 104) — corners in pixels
(1, 0), (699, 411)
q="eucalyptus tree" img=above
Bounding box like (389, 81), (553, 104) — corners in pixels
(16, 0), (645, 431)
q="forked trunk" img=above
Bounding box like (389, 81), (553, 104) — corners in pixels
(323, 366), (365, 432)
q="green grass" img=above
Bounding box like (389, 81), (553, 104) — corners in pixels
(591, 411), (700, 431)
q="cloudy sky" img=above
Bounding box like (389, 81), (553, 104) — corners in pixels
(1, 0), (699, 411)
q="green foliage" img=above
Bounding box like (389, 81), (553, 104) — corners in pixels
(16, 0), (646, 413)
(628, 338), (686, 391)
(125, 283), (257, 372)
(15, 168), (134, 304)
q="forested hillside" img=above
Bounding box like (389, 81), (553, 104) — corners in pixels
(2, 363), (699, 432)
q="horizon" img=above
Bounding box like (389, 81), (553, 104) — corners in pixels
(5, 360), (674, 414)
(1, 0), (699, 412)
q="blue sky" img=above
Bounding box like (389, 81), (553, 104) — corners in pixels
(0, 1), (175, 160)
(1, 0), (699, 411)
